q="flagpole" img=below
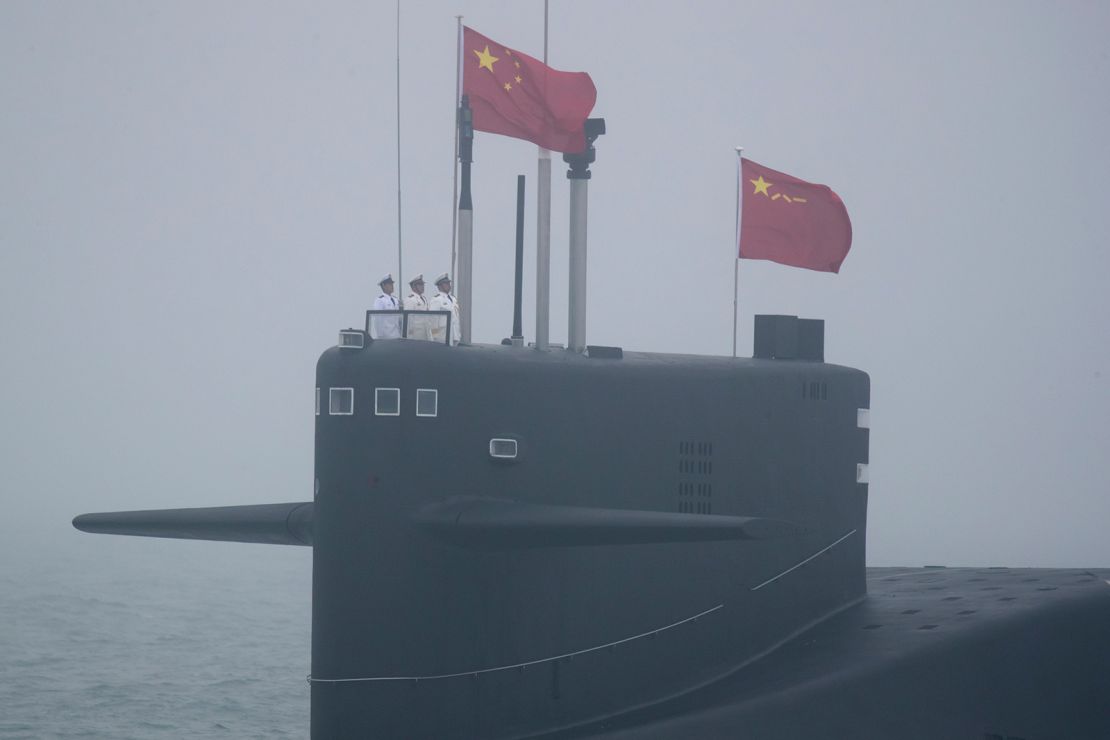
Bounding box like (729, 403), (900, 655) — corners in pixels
(535, 0), (551, 350)
(395, 0), (403, 284)
(733, 146), (744, 358)
(450, 16), (463, 282)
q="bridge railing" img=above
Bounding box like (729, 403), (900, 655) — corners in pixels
(365, 310), (453, 345)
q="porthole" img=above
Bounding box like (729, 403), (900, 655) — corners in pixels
(329, 388), (354, 415)
(416, 389), (438, 417)
(375, 388), (400, 416)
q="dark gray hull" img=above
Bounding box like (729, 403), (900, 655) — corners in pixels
(574, 567), (1110, 740)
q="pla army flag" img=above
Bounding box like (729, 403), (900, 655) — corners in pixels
(462, 26), (597, 153)
(738, 158), (853, 273)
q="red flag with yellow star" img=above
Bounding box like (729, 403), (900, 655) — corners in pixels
(463, 26), (596, 153)
(739, 158), (853, 273)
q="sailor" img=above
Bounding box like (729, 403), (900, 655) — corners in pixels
(371, 274), (402, 339)
(428, 273), (460, 345)
(402, 274), (430, 340)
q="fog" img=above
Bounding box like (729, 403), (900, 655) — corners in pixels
(2, 0), (1108, 588)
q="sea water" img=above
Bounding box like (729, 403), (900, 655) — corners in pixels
(0, 542), (312, 739)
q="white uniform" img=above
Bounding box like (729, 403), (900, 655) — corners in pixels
(371, 293), (402, 339)
(403, 292), (430, 340)
(403, 292), (428, 311)
(428, 291), (460, 345)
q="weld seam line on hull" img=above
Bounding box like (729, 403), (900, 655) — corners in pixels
(306, 603), (724, 684)
(750, 529), (857, 592)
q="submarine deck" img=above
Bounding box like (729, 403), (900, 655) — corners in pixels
(554, 567), (1110, 739)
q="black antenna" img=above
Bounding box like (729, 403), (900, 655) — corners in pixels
(457, 96), (473, 209)
(512, 175), (525, 346)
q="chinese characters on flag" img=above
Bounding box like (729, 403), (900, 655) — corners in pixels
(739, 158), (853, 273)
(462, 26), (597, 153)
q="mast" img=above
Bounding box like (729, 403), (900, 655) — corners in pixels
(535, 1), (552, 350)
(563, 119), (604, 353)
(512, 175), (526, 346)
(450, 16), (462, 284)
(733, 146), (743, 358)
(457, 95), (474, 345)
(394, 0), (403, 283)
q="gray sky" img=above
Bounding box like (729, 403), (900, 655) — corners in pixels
(2, 0), (1108, 571)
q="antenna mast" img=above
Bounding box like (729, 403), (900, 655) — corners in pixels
(395, 0), (403, 282)
(733, 146), (743, 358)
(450, 17), (463, 285)
(535, 0), (551, 350)
(564, 119), (604, 353)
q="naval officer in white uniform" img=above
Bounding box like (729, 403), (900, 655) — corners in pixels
(428, 273), (460, 345)
(371, 274), (402, 339)
(402, 274), (430, 340)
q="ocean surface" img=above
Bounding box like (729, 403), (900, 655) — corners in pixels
(0, 543), (312, 739)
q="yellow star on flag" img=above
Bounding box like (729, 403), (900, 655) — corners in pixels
(503, 82), (512, 91)
(473, 45), (499, 73)
(514, 75), (522, 83)
(750, 175), (772, 196)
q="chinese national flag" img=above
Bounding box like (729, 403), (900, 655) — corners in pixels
(739, 158), (853, 273)
(463, 26), (597, 153)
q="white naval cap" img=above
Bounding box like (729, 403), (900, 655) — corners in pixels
(378, 273), (394, 286)
(434, 273), (451, 286)
(409, 273), (424, 285)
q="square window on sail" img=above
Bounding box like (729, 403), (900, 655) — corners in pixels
(416, 389), (438, 417)
(329, 388), (354, 415)
(375, 388), (400, 416)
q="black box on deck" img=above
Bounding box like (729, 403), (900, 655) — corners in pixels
(753, 315), (797, 359)
(753, 315), (824, 362)
(797, 319), (824, 362)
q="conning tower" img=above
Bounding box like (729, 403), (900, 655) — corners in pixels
(307, 315), (869, 738)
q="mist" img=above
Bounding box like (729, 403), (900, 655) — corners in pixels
(2, 0), (1108, 591)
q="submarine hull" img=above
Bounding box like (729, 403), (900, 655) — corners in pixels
(576, 567), (1110, 740)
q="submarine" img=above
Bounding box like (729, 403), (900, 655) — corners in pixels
(72, 317), (1110, 739)
(74, 122), (1110, 739)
